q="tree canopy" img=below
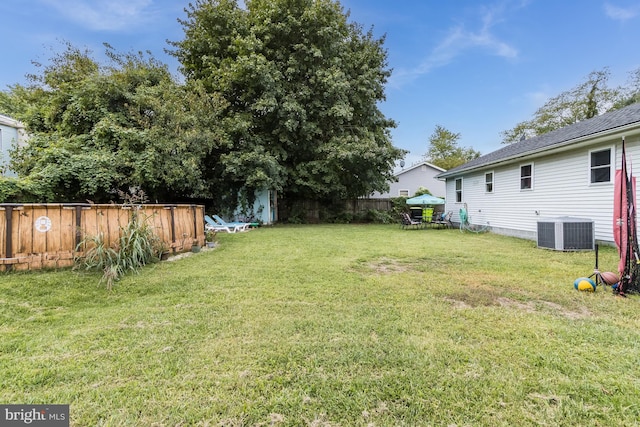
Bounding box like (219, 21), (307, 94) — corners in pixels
(2, 43), (228, 203)
(500, 68), (633, 144)
(170, 0), (405, 202)
(424, 125), (480, 170)
(2, 0), (404, 209)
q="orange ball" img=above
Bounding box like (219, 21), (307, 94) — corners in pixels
(600, 272), (619, 285)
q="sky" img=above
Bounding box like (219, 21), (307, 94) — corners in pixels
(2, 0), (640, 166)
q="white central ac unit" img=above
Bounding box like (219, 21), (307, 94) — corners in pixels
(537, 217), (594, 251)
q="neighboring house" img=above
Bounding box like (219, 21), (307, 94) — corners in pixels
(436, 102), (640, 245)
(371, 161), (446, 199)
(0, 114), (26, 177)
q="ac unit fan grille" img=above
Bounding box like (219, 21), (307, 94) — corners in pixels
(563, 222), (594, 250)
(537, 222), (556, 249)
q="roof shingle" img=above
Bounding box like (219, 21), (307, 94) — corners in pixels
(437, 102), (640, 178)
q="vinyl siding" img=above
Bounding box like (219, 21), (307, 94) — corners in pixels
(0, 115), (26, 177)
(0, 125), (20, 177)
(444, 134), (640, 244)
(372, 163), (446, 198)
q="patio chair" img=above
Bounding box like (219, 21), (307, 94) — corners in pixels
(212, 214), (252, 232)
(204, 215), (235, 233)
(433, 211), (453, 229)
(401, 212), (423, 229)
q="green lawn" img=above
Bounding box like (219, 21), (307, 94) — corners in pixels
(2, 225), (639, 426)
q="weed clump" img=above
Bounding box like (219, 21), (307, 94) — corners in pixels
(74, 188), (163, 290)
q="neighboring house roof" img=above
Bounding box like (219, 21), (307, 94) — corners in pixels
(396, 160), (445, 176)
(437, 102), (640, 179)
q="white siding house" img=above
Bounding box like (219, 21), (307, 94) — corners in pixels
(436, 102), (640, 245)
(371, 161), (446, 198)
(0, 114), (26, 177)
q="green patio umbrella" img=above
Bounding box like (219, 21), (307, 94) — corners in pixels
(405, 194), (445, 205)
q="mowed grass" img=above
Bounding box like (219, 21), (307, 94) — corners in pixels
(1, 224), (640, 426)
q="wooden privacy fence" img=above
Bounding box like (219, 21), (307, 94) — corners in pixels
(0, 203), (205, 271)
(278, 198), (393, 223)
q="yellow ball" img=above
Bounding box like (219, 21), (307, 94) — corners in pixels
(574, 277), (596, 292)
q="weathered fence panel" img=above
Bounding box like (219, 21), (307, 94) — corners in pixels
(277, 198), (393, 223)
(0, 203), (205, 271)
(346, 198), (392, 212)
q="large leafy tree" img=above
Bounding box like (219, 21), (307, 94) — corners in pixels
(424, 125), (480, 170)
(4, 43), (227, 202)
(501, 68), (621, 144)
(613, 68), (640, 109)
(170, 0), (405, 203)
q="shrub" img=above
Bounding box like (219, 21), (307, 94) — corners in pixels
(414, 186), (432, 197)
(334, 212), (354, 223)
(390, 197), (409, 217)
(0, 176), (55, 203)
(364, 209), (394, 224)
(74, 188), (163, 290)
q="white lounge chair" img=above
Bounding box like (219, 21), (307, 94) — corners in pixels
(212, 214), (252, 232)
(204, 215), (235, 233)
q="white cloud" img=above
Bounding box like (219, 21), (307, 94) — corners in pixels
(525, 89), (551, 108)
(604, 3), (639, 21)
(40, 0), (155, 31)
(390, 3), (519, 88)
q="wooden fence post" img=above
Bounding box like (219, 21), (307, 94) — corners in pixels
(75, 205), (83, 249)
(169, 206), (176, 253)
(5, 205), (13, 272)
(192, 205), (198, 245)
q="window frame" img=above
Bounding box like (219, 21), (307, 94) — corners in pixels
(520, 163), (533, 191)
(455, 178), (463, 202)
(398, 189), (409, 197)
(484, 171), (494, 193)
(589, 146), (613, 185)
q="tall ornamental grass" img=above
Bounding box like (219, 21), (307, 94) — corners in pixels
(74, 188), (163, 289)
(74, 210), (162, 290)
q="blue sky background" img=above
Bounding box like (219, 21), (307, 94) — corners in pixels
(2, 0), (640, 165)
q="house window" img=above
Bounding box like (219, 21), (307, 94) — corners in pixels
(398, 189), (409, 197)
(590, 148), (611, 183)
(455, 178), (463, 202)
(485, 172), (494, 193)
(520, 164), (533, 190)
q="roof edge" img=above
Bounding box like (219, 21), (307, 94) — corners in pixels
(437, 121), (640, 179)
(396, 160), (446, 176)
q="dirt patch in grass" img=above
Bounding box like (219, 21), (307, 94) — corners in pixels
(444, 286), (503, 308)
(444, 290), (592, 319)
(164, 246), (216, 262)
(353, 255), (468, 276)
(496, 297), (592, 319)
(358, 256), (594, 320)
(500, 298), (592, 320)
(356, 257), (411, 274)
